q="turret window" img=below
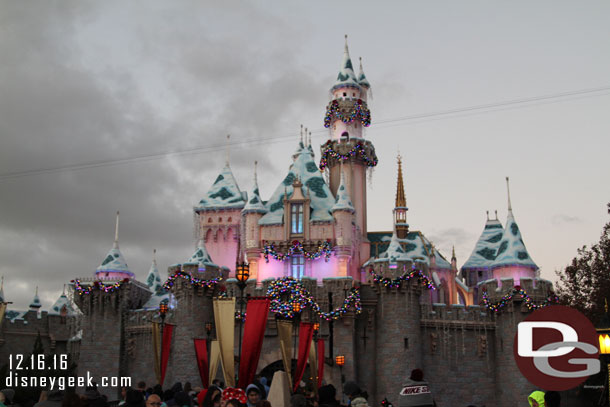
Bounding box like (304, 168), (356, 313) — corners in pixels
(291, 203), (303, 234)
(291, 256), (305, 279)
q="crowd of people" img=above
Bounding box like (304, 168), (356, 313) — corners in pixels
(0, 370), (563, 407)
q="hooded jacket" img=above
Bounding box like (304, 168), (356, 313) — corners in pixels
(528, 391), (545, 407)
(397, 379), (434, 407)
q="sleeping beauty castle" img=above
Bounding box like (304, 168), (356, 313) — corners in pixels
(0, 38), (556, 407)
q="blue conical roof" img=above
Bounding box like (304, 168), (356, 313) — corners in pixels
(331, 168), (354, 213)
(30, 287), (41, 309)
(242, 163), (267, 214)
(357, 57), (371, 88)
(462, 217), (505, 270)
(184, 239), (218, 268)
(492, 210), (538, 270)
(197, 163), (246, 210)
(146, 251), (164, 294)
(49, 293), (76, 316)
(331, 37), (361, 91)
(96, 245), (133, 277)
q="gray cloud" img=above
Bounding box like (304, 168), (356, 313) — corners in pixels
(551, 214), (583, 226)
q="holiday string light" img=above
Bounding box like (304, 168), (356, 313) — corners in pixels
(163, 270), (222, 291)
(266, 277), (361, 321)
(319, 141), (378, 171)
(323, 99), (371, 128)
(368, 268), (436, 290)
(235, 310), (246, 321)
(263, 240), (332, 262)
(481, 287), (559, 312)
(72, 278), (128, 295)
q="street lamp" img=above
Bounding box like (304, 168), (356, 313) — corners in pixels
(159, 301), (169, 383)
(597, 299), (610, 407)
(335, 355), (346, 403)
(236, 262), (249, 380)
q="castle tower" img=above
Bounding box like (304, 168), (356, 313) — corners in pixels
(322, 36), (377, 262)
(491, 177), (538, 285)
(393, 154), (409, 238)
(331, 166), (355, 277)
(242, 161), (267, 281)
(95, 211), (134, 280)
(145, 249), (163, 295)
(29, 286), (41, 311)
(461, 211), (504, 288)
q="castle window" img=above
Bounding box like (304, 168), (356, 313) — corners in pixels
(228, 217), (232, 223)
(353, 93), (356, 97)
(343, 92), (347, 97)
(291, 256), (305, 279)
(291, 203), (303, 234)
(208, 217), (212, 223)
(219, 217), (222, 222)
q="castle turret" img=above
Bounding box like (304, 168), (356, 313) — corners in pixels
(145, 249), (163, 295)
(242, 161), (267, 281)
(393, 154), (409, 239)
(491, 177), (538, 285)
(461, 211), (504, 288)
(357, 57), (371, 100)
(322, 37), (377, 264)
(331, 166), (355, 277)
(195, 136), (246, 274)
(29, 286), (41, 311)
(95, 211), (134, 280)
(49, 286), (75, 316)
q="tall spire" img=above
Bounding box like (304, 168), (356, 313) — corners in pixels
(332, 35), (359, 90)
(506, 176), (513, 213)
(113, 211), (120, 249)
(243, 160), (267, 214)
(358, 57), (371, 89)
(395, 154), (406, 208)
(225, 134), (231, 165)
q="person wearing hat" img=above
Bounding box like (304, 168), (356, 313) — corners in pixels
(244, 385), (262, 407)
(397, 369), (434, 407)
(221, 388), (247, 407)
(343, 381), (369, 407)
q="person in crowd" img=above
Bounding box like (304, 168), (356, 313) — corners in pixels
(221, 388), (246, 407)
(0, 392), (6, 407)
(397, 369), (434, 407)
(145, 395), (162, 407)
(172, 392), (191, 407)
(528, 391), (546, 407)
(82, 385), (108, 407)
(34, 390), (63, 407)
(289, 394), (306, 407)
(342, 382), (368, 407)
(257, 378), (269, 398)
(0, 390), (15, 407)
(245, 385), (262, 407)
(124, 389), (145, 407)
(318, 385), (340, 407)
(212, 381), (224, 390)
(118, 387), (129, 406)
(544, 391), (560, 407)
(136, 383), (147, 398)
(201, 386), (222, 407)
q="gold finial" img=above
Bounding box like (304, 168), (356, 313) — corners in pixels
(486, 210), (489, 221)
(395, 154), (406, 208)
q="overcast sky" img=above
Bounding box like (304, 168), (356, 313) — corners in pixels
(1, 1), (609, 310)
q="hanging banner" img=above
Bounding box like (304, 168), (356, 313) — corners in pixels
(209, 340), (221, 384)
(277, 320), (294, 390)
(213, 298), (236, 387)
(238, 297), (270, 389)
(317, 339), (325, 388)
(152, 322), (161, 384)
(194, 338), (209, 388)
(308, 340), (318, 396)
(293, 322), (314, 393)
(160, 323), (174, 386)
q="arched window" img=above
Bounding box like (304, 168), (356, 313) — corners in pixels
(228, 217), (232, 223)
(291, 256), (305, 279)
(208, 218), (212, 223)
(291, 203), (303, 234)
(218, 217), (222, 222)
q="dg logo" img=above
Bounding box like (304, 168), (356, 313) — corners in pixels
(513, 305), (600, 390)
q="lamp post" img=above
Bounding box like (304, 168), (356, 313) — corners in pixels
(335, 355), (346, 404)
(159, 301), (169, 383)
(597, 299), (610, 407)
(292, 302), (302, 362)
(236, 262), (249, 380)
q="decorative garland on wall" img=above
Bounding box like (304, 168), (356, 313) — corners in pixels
(263, 240), (332, 263)
(323, 99), (371, 128)
(481, 286), (559, 312)
(267, 277), (361, 321)
(162, 270), (222, 291)
(72, 278), (128, 295)
(319, 141), (378, 171)
(368, 268), (437, 290)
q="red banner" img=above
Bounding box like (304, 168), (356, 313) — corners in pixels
(317, 339), (325, 388)
(161, 323), (174, 386)
(238, 297), (270, 389)
(293, 322), (314, 393)
(194, 338), (209, 388)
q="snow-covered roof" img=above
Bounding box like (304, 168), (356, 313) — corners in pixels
(461, 218), (504, 270)
(259, 141), (335, 225)
(196, 163), (246, 211)
(492, 211), (538, 270)
(146, 254), (164, 295)
(29, 289), (41, 309)
(141, 292), (170, 310)
(5, 310), (27, 323)
(331, 38), (361, 91)
(358, 57), (371, 89)
(374, 232), (413, 264)
(331, 169), (354, 213)
(367, 231), (452, 269)
(95, 246), (133, 277)
(184, 239), (218, 268)
(49, 294), (76, 316)
(242, 166), (267, 214)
